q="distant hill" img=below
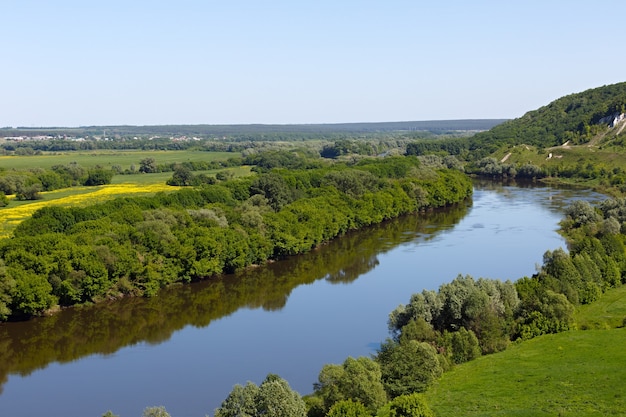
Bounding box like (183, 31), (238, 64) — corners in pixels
(1, 119), (506, 138)
(469, 82), (626, 155)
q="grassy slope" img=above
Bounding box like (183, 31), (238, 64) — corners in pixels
(575, 284), (626, 330)
(425, 286), (626, 417)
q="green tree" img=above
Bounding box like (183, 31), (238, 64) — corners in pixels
(256, 374), (307, 417)
(326, 399), (372, 417)
(250, 173), (295, 211)
(377, 393), (434, 417)
(167, 165), (194, 186)
(215, 374), (306, 417)
(15, 184), (43, 201)
(215, 382), (259, 417)
(564, 200), (601, 227)
(376, 340), (442, 398)
(439, 327), (481, 364)
(314, 357), (387, 415)
(9, 267), (56, 316)
(84, 169), (114, 186)
(139, 157), (158, 173)
(0, 262), (15, 320)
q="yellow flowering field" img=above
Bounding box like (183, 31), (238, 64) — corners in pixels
(0, 183), (180, 238)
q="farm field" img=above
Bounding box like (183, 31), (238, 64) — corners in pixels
(0, 149), (235, 171)
(0, 182), (179, 238)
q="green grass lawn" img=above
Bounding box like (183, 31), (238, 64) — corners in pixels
(425, 285), (626, 417)
(425, 329), (626, 417)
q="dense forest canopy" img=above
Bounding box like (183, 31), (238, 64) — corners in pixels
(468, 82), (626, 155)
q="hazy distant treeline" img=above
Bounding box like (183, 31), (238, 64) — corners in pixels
(1, 119), (506, 139)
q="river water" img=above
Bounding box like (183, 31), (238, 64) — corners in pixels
(0, 181), (605, 417)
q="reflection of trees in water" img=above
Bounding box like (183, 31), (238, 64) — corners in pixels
(0, 201), (469, 391)
(472, 179), (605, 213)
(325, 256), (380, 284)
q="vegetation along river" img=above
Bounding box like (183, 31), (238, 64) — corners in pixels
(0, 181), (605, 417)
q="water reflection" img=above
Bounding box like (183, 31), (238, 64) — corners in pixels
(0, 198), (470, 394)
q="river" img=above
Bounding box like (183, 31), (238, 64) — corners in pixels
(0, 181), (605, 417)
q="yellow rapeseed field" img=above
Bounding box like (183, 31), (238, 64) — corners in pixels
(0, 183), (179, 238)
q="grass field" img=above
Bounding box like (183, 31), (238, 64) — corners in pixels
(0, 149), (235, 171)
(574, 284), (626, 330)
(425, 286), (626, 416)
(425, 329), (626, 417)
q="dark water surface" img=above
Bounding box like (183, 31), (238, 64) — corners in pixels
(0, 182), (604, 417)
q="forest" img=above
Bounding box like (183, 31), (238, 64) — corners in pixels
(0, 119), (505, 140)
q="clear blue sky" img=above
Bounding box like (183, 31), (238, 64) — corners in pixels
(2, 0), (624, 127)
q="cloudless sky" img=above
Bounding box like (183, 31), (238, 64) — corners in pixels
(2, 0), (625, 127)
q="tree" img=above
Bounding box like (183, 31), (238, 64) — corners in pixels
(564, 200), (600, 227)
(139, 157), (158, 173)
(215, 382), (259, 417)
(216, 170), (235, 181)
(167, 165), (194, 186)
(376, 340), (442, 398)
(15, 184), (43, 201)
(250, 173), (295, 211)
(0, 262), (15, 320)
(256, 374), (307, 417)
(313, 357), (387, 415)
(439, 328), (481, 364)
(379, 393), (434, 417)
(84, 169), (114, 186)
(9, 267), (56, 316)
(215, 374), (306, 417)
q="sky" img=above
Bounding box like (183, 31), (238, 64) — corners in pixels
(2, 0), (625, 127)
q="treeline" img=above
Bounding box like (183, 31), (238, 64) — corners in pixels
(1, 119), (505, 139)
(0, 163), (114, 203)
(0, 156), (472, 321)
(205, 196), (626, 417)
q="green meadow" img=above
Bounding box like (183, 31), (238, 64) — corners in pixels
(425, 286), (626, 417)
(0, 149), (235, 171)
